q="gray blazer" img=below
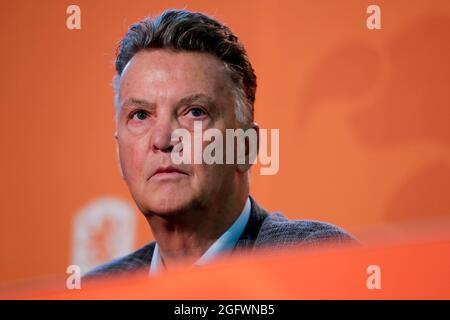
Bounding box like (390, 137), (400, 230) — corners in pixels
(84, 197), (356, 279)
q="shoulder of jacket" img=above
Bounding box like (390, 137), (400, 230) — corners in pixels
(82, 241), (155, 280)
(255, 212), (358, 247)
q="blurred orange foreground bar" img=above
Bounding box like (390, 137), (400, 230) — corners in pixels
(6, 238), (450, 299)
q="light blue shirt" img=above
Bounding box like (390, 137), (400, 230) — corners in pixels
(149, 197), (251, 275)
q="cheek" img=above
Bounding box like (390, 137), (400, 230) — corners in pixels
(118, 138), (147, 181)
(192, 163), (233, 191)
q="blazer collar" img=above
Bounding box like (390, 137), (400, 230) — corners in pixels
(143, 196), (269, 265)
(234, 196), (269, 250)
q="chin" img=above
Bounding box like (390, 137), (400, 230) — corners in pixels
(134, 178), (193, 212)
(142, 189), (196, 215)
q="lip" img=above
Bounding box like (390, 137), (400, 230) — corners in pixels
(149, 166), (188, 180)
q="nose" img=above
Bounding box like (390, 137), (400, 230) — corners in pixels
(150, 116), (177, 153)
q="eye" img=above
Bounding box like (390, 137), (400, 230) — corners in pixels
(131, 110), (148, 121)
(188, 107), (206, 117)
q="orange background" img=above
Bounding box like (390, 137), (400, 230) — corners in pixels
(8, 239), (450, 299)
(1, 0), (450, 286)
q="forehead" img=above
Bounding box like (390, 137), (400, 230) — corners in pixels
(119, 49), (232, 102)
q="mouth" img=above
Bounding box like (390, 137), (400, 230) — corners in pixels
(149, 166), (189, 180)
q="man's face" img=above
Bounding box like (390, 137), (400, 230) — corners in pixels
(116, 49), (240, 215)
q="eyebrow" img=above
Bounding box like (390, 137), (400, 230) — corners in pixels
(121, 94), (218, 111)
(176, 94), (217, 109)
(121, 98), (155, 110)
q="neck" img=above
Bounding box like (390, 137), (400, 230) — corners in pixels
(146, 187), (249, 269)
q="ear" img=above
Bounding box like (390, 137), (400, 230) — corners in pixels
(237, 122), (259, 174)
(115, 132), (125, 180)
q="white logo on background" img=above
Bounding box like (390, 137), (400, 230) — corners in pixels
(71, 197), (136, 274)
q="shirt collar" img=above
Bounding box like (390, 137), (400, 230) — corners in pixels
(149, 197), (251, 275)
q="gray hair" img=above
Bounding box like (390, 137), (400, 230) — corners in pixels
(113, 9), (257, 125)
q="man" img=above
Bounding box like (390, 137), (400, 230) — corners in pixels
(85, 9), (356, 278)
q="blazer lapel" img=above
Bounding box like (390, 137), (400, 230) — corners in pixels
(234, 196), (269, 250)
